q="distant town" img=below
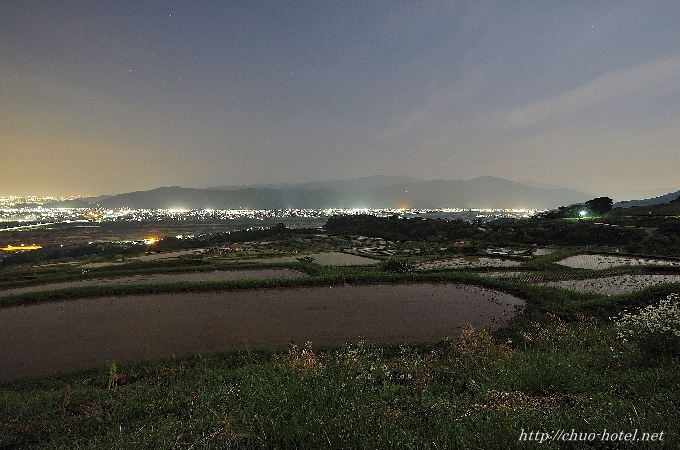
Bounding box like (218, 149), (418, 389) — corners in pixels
(0, 195), (537, 226)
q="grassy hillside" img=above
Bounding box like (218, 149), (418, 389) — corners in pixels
(610, 201), (680, 218)
(1, 274), (679, 448)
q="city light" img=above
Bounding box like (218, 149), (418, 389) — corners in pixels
(0, 244), (42, 251)
(0, 204), (542, 229)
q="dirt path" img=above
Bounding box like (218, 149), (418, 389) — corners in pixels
(0, 283), (523, 380)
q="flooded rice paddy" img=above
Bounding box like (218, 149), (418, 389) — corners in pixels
(0, 283), (524, 380)
(539, 274), (680, 295)
(557, 255), (680, 270)
(416, 257), (522, 270)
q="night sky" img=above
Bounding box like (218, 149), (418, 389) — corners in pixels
(2, 1), (679, 197)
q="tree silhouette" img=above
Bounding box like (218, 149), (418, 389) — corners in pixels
(585, 197), (613, 215)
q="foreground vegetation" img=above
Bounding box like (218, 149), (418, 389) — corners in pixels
(1, 279), (679, 448)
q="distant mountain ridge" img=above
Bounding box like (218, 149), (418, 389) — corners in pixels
(613, 190), (680, 209)
(519, 181), (677, 203)
(94, 176), (592, 210)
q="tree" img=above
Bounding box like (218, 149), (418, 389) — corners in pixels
(585, 197), (613, 215)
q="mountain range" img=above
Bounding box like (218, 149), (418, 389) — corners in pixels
(613, 190), (680, 208)
(82, 176), (594, 210)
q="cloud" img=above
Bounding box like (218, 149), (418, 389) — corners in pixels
(506, 54), (680, 129)
(372, 73), (485, 141)
(502, 111), (680, 191)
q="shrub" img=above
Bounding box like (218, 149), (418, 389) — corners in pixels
(278, 341), (323, 374)
(296, 256), (316, 263)
(444, 325), (514, 374)
(521, 313), (598, 351)
(380, 258), (414, 273)
(615, 293), (680, 358)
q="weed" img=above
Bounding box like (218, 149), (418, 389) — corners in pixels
(279, 341), (323, 374)
(446, 325), (513, 369)
(520, 313), (598, 350)
(60, 384), (73, 415)
(380, 258), (414, 273)
(615, 292), (680, 358)
(107, 361), (117, 390)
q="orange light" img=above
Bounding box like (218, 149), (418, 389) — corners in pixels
(1, 244), (42, 251)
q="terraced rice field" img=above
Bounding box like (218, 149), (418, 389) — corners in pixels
(539, 274), (680, 295)
(246, 251), (378, 266)
(556, 254), (680, 270)
(477, 271), (528, 278)
(533, 248), (556, 256)
(0, 269), (306, 296)
(81, 250), (199, 268)
(416, 257), (522, 270)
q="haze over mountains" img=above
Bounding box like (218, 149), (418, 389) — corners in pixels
(207, 175), (423, 192)
(86, 176), (594, 210)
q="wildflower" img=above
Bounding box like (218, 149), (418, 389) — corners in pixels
(615, 293), (680, 358)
